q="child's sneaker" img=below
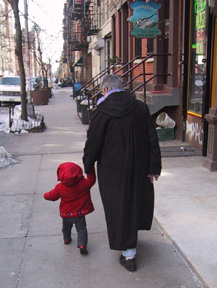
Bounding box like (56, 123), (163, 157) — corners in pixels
(79, 246), (88, 255)
(64, 239), (72, 245)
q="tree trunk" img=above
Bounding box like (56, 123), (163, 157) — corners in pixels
(7, 0), (28, 121)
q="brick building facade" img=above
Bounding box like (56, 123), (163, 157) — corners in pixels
(62, 0), (217, 169)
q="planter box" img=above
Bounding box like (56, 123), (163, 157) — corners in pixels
(32, 89), (49, 105)
(156, 127), (174, 141)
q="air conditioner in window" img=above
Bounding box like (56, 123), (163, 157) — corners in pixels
(93, 39), (104, 50)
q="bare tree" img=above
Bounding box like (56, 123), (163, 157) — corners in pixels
(0, 3), (15, 75)
(33, 24), (49, 88)
(7, 0), (27, 121)
(0, 3), (11, 25)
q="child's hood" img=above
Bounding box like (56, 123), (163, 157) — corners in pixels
(57, 162), (84, 186)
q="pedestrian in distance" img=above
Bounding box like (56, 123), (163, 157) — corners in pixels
(83, 74), (161, 271)
(43, 162), (96, 255)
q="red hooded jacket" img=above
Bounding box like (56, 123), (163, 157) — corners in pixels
(44, 162), (96, 218)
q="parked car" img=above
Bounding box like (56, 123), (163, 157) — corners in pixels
(0, 76), (21, 105)
(30, 77), (38, 90)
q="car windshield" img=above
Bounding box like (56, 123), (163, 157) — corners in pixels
(0, 77), (20, 85)
(31, 77), (37, 83)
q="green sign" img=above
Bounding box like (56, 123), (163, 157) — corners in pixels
(193, 0), (206, 55)
(194, 0), (206, 13)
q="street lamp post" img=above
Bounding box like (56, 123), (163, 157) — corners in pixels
(24, 0), (35, 117)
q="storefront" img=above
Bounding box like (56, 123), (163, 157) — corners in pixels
(183, 0), (216, 155)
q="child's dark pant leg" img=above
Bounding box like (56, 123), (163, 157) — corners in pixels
(62, 218), (73, 241)
(75, 216), (88, 247)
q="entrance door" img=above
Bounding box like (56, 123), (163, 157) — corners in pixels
(186, 0), (209, 151)
(105, 37), (111, 68)
(188, 1), (207, 116)
(211, 18), (217, 107)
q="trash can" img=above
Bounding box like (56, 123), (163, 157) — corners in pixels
(80, 99), (89, 125)
(73, 83), (82, 98)
(88, 105), (94, 119)
(76, 95), (83, 113)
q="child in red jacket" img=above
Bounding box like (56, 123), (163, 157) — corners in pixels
(44, 162), (96, 255)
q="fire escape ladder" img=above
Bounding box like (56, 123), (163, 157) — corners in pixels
(68, 0), (100, 52)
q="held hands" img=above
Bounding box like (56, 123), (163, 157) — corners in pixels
(148, 174), (160, 183)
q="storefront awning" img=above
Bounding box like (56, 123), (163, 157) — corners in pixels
(74, 57), (83, 67)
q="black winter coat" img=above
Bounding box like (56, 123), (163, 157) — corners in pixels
(83, 91), (161, 250)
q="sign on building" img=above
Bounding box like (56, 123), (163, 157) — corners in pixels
(128, 0), (162, 38)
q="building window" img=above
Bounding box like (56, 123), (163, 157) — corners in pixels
(118, 10), (121, 59)
(112, 16), (116, 59)
(106, 38), (111, 67)
(147, 38), (153, 54)
(188, 0), (208, 116)
(135, 38), (141, 57)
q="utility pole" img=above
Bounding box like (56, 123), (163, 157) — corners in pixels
(24, 0), (35, 117)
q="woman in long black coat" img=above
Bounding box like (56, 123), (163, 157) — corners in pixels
(83, 75), (161, 271)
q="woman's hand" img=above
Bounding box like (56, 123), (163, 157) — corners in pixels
(148, 174), (160, 183)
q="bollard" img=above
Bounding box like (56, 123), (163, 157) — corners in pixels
(9, 104), (15, 128)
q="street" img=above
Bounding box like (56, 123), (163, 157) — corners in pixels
(0, 87), (207, 288)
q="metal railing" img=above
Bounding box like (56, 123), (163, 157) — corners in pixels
(79, 62), (124, 95)
(77, 53), (172, 112)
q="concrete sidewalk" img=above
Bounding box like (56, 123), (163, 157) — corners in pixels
(0, 87), (216, 288)
(154, 156), (217, 288)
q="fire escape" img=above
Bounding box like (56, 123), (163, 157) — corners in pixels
(68, 0), (100, 53)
